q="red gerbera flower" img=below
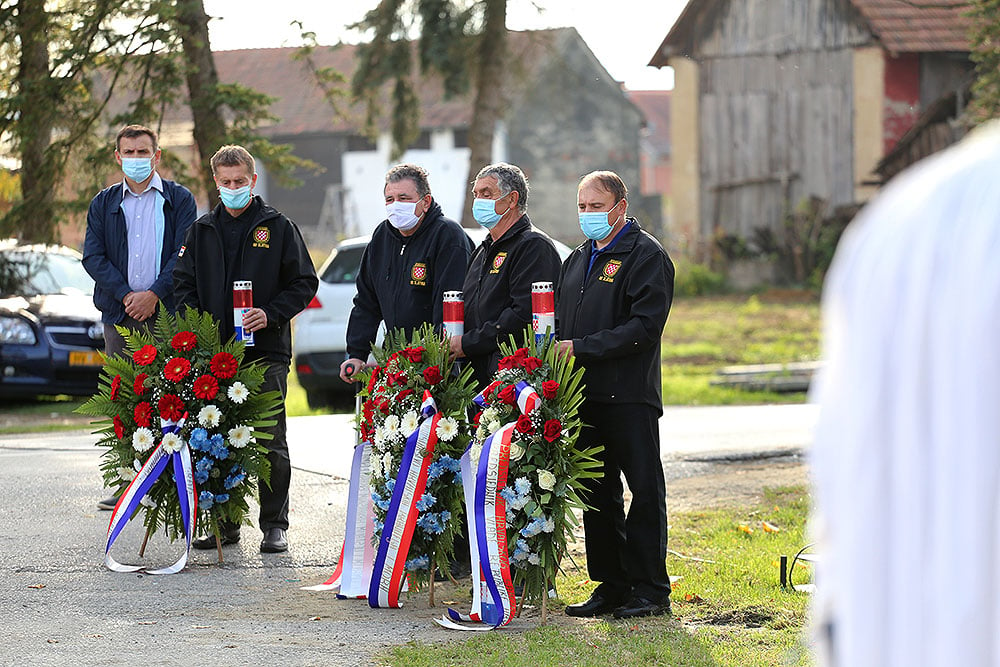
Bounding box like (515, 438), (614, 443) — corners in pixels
(542, 380), (560, 399)
(134, 373), (149, 396)
(158, 394), (185, 422)
(423, 365), (443, 385)
(113, 414), (124, 439)
(163, 357), (192, 382)
(171, 330), (197, 352)
(110, 374), (121, 401)
(192, 374), (219, 400)
(134, 401), (153, 427)
(210, 352), (238, 379)
(133, 344), (157, 366)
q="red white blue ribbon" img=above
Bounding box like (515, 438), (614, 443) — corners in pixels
(473, 380), (504, 410)
(369, 391), (440, 608)
(105, 415), (196, 575)
(514, 380), (540, 415)
(301, 441), (375, 596)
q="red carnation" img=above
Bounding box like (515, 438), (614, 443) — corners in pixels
(192, 374), (219, 400)
(379, 400), (390, 415)
(210, 352), (238, 379)
(521, 356), (543, 373)
(516, 414), (534, 434)
(110, 374), (121, 401)
(133, 344), (157, 366)
(163, 357), (192, 382)
(113, 414), (124, 439)
(366, 366), (381, 394)
(543, 419), (562, 443)
(542, 380), (560, 399)
(133, 373), (149, 396)
(171, 330), (197, 352)
(401, 347), (424, 363)
(423, 365), (443, 385)
(158, 394), (185, 422)
(134, 401), (153, 427)
(396, 388), (414, 402)
(498, 385), (516, 405)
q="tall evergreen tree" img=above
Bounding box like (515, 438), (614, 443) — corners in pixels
(968, 0), (1000, 123)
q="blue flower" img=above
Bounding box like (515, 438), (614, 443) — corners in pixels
(224, 468), (246, 489)
(209, 438), (229, 460)
(373, 518), (384, 534)
(371, 491), (391, 511)
(439, 455), (461, 474)
(405, 555), (430, 571)
(189, 428), (209, 451)
(199, 490), (215, 510)
(195, 457), (214, 473)
(416, 492), (436, 511)
(215, 493), (229, 504)
(521, 517), (547, 538)
(514, 477), (531, 496)
(499, 486), (518, 504)
(417, 512), (446, 535)
(384, 478), (395, 493)
(195, 470), (209, 485)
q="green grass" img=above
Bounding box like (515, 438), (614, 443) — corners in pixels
(385, 486), (814, 667)
(662, 292), (820, 405)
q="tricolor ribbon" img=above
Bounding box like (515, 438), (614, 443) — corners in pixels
(369, 391), (440, 608)
(514, 381), (540, 415)
(105, 414), (196, 575)
(301, 441), (375, 596)
(473, 380), (504, 410)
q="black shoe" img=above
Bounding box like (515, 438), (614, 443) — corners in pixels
(97, 495), (121, 511)
(612, 596), (672, 619)
(192, 528), (241, 550)
(260, 528), (288, 553)
(565, 591), (623, 617)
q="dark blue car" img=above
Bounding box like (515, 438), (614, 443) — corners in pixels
(0, 241), (104, 398)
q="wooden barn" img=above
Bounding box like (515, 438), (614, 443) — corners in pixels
(649, 0), (973, 274)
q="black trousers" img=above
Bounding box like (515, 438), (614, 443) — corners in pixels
(577, 400), (670, 603)
(258, 361), (291, 532)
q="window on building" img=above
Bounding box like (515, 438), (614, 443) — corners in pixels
(347, 134), (376, 152)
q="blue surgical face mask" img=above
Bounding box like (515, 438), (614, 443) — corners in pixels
(219, 185), (252, 210)
(472, 195), (512, 229)
(579, 200), (623, 241)
(121, 157), (153, 183)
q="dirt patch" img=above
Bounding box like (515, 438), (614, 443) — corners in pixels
(668, 459), (808, 513)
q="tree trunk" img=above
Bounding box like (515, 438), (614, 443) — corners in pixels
(461, 0), (507, 227)
(13, 0), (57, 243)
(173, 0), (228, 210)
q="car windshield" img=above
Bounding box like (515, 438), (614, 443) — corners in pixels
(0, 249), (95, 297)
(320, 246), (365, 284)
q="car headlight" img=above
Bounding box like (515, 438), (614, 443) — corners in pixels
(0, 315), (37, 344)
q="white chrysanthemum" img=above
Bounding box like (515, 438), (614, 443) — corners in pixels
(140, 496), (157, 508)
(228, 424), (252, 448)
(118, 466), (136, 482)
(373, 426), (386, 447)
(401, 411), (420, 434)
(542, 516), (555, 533)
(537, 469), (556, 491)
(132, 427), (155, 452)
(369, 452), (383, 478)
(198, 404), (222, 428)
(383, 414), (400, 434)
(508, 442), (525, 461)
(382, 452), (393, 475)
(470, 442), (483, 465)
(436, 417), (459, 441)
(482, 407), (498, 424)
(475, 424), (488, 441)
(528, 553), (541, 566)
(227, 381), (249, 404)
(161, 432), (184, 454)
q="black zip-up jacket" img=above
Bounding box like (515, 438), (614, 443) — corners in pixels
(555, 219), (674, 413)
(462, 214), (561, 387)
(346, 200), (473, 361)
(173, 196), (318, 364)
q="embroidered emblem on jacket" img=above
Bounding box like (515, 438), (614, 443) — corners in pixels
(599, 259), (622, 283)
(490, 252), (507, 274)
(410, 262), (428, 286)
(252, 226), (270, 249)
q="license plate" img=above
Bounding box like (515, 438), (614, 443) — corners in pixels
(69, 350), (103, 366)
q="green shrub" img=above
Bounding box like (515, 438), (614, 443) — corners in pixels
(674, 259), (726, 297)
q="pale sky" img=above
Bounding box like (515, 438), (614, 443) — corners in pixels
(202, 0), (686, 90)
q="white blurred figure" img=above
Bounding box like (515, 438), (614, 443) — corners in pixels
(811, 121), (1000, 667)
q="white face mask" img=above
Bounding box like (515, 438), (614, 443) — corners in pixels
(386, 200), (421, 231)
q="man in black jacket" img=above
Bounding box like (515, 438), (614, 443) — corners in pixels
(339, 163), (473, 380)
(556, 170), (675, 620)
(449, 162), (561, 388)
(173, 145), (318, 554)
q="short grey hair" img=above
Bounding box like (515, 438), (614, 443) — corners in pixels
(475, 162), (528, 213)
(385, 163), (431, 198)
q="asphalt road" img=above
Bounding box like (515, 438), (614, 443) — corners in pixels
(0, 404), (816, 666)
